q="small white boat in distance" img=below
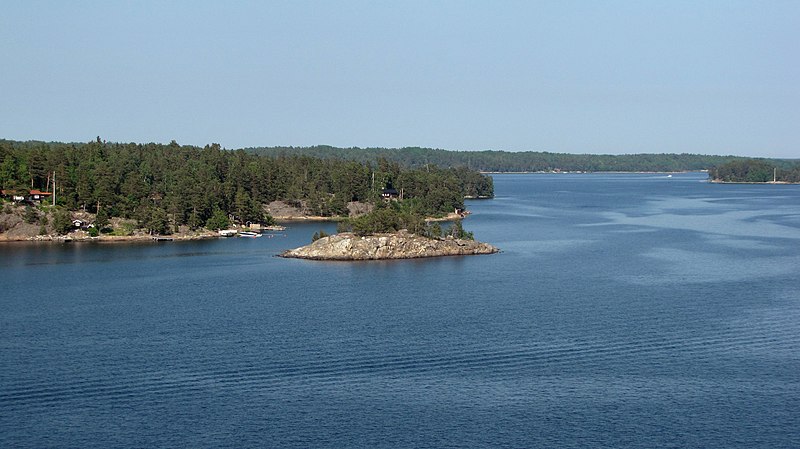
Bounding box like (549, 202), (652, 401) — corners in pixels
(238, 231), (261, 238)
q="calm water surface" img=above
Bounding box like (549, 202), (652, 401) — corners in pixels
(2, 173), (799, 448)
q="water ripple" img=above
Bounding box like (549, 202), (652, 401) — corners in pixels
(3, 315), (798, 410)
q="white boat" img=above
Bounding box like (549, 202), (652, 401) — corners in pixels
(263, 225), (287, 231)
(238, 231), (261, 238)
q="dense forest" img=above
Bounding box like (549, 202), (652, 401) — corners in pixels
(0, 139), (493, 234)
(4, 138), (796, 237)
(245, 145), (790, 173)
(708, 159), (800, 183)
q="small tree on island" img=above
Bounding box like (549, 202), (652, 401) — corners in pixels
(51, 208), (72, 235)
(187, 208), (204, 230)
(205, 208), (230, 231)
(23, 205), (39, 224)
(138, 206), (169, 235)
(446, 219), (474, 240)
(94, 207), (110, 232)
(336, 204), (474, 240)
(311, 230), (329, 242)
(426, 222), (443, 239)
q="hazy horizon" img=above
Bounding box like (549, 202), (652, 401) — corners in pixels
(2, 1), (797, 158)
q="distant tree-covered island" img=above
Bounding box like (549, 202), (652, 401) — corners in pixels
(248, 144), (800, 184)
(708, 159), (800, 183)
(246, 145), (797, 173)
(0, 138), (492, 241)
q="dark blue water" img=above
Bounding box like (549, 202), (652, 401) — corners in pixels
(2, 173), (799, 448)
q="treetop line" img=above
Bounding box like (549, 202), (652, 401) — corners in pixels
(0, 139), (493, 235)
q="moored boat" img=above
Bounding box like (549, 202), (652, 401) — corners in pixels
(263, 225), (287, 231)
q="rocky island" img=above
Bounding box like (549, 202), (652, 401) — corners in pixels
(281, 230), (499, 261)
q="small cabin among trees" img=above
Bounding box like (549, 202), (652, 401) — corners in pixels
(1, 189), (52, 203)
(29, 190), (52, 203)
(381, 188), (399, 200)
(1, 189), (26, 202)
(71, 219), (94, 230)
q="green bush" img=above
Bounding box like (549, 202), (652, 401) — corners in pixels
(24, 205), (39, 224)
(138, 206), (169, 235)
(426, 222), (443, 239)
(94, 208), (109, 230)
(112, 222), (136, 236)
(205, 209), (230, 231)
(311, 230), (329, 242)
(51, 209), (72, 235)
(446, 220), (474, 240)
(339, 205), (427, 236)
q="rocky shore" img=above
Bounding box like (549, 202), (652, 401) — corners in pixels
(0, 206), (219, 243)
(0, 230), (218, 243)
(280, 231), (499, 261)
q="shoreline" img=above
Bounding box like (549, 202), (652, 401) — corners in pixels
(480, 170), (707, 174)
(0, 212), (471, 244)
(273, 215), (343, 222)
(709, 180), (798, 185)
(272, 211), (470, 223)
(1, 198), (476, 243)
(425, 211), (470, 222)
(280, 231), (499, 261)
(0, 232), (219, 244)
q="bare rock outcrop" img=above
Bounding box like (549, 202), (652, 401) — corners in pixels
(281, 230), (499, 261)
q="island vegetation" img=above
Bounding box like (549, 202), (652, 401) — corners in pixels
(334, 201), (473, 240)
(287, 194), (492, 261)
(708, 159), (800, 183)
(0, 138), (493, 240)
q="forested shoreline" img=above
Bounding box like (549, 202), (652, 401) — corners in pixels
(0, 139), (493, 237)
(709, 159), (800, 183)
(3, 138), (797, 240)
(246, 145), (797, 173)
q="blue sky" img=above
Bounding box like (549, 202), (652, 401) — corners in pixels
(1, 1), (797, 157)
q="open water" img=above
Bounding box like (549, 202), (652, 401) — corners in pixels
(1, 173), (799, 448)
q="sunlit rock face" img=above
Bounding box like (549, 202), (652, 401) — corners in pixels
(281, 231), (499, 261)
